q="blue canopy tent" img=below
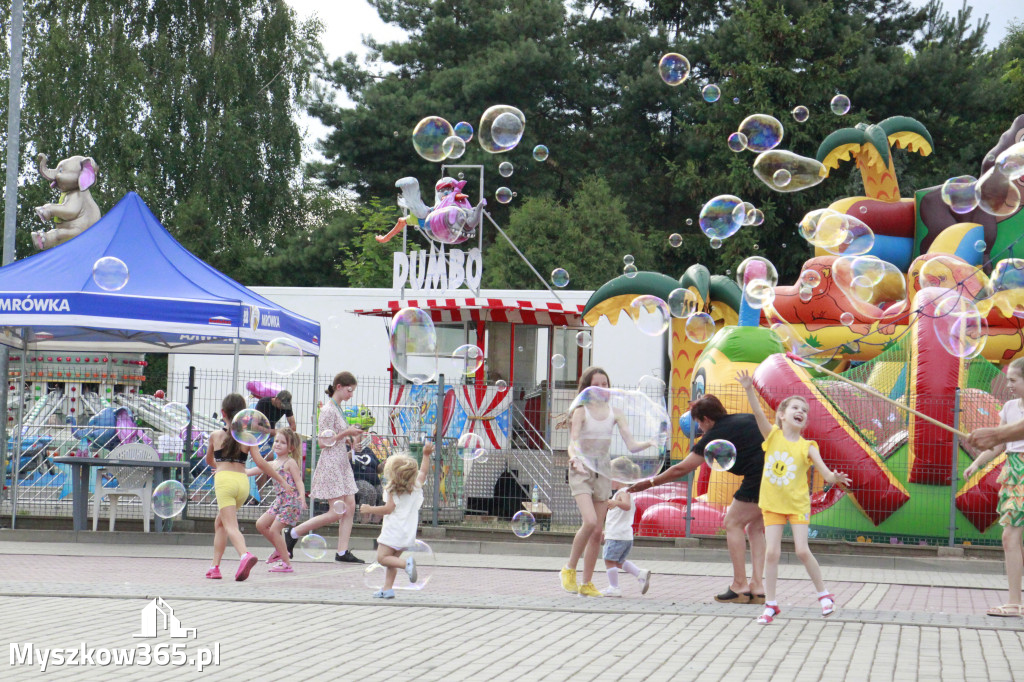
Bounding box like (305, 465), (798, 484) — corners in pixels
(0, 192), (321, 525)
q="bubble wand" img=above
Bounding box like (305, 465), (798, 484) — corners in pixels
(783, 351), (969, 439)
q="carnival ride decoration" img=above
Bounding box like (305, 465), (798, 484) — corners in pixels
(376, 176), (487, 246)
(32, 153), (102, 250)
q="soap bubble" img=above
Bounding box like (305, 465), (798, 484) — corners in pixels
(996, 141), (1024, 180)
(737, 256), (779, 289)
(753, 150), (827, 193)
(744, 279), (775, 309)
(668, 233), (683, 248)
(668, 287), (699, 318)
(424, 204), (472, 244)
(457, 432), (487, 461)
(364, 539), (434, 590)
(551, 268), (570, 288)
(495, 187), (513, 204)
(727, 132), (748, 152)
(975, 239), (986, 252)
(412, 116), (454, 162)
(623, 264), (638, 278)
(442, 135), (466, 159)
(318, 429), (338, 447)
(92, 257), (129, 291)
(495, 380), (509, 391)
(231, 408), (272, 447)
(738, 114), (784, 153)
(296, 534), (327, 560)
(511, 511), (537, 538)
(630, 295), (670, 336)
(933, 292), (988, 359)
(702, 84), (721, 102)
(739, 202), (756, 223)
(637, 374), (667, 399)
(327, 315), (342, 330)
(840, 312), (855, 327)
(685, 312), (715, 343)
(551, 354), (567, 369)
(733, 97), (740, 104)
(710, 237), (722, 249)
(332, 500), (348, 515)
(152, 480), (187, 519)
(479, 105), (526, 153)
(389, 307), (437, 385)
(499, 161), (514, 178)
(792, 106), (809, 122)
(773, 169), (792, 187)
(452, 343), (484, 375)
(830, 94), (851, 115)
(686, 218), (693, 226)
(454, 121), (474, 142)
(833, 256), (908, 320)
(747, 209), (765, 226)
(819, 214), (875, 257)
(799, 286), (813, 302)
(658, 53), (690, 86)
(576, 331), (593, 348)
(533, 145), (549, 162)
(704, 439), (736, 472)
(941, 176), (979, 214)
(162, 402), (191, 431)
(800, 270), (822, 288)
(975, 167), (1022, 217)
(699, 194), (746, 240)
(568, 387), (669, 484)
(265, 337), (303, 376)
(798, 208), (848, 249)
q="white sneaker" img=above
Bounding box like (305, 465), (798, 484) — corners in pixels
(637, 569), (651, 595)
(600, 586), (622, 597)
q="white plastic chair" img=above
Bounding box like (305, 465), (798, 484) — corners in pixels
(91, 442), (160, 532)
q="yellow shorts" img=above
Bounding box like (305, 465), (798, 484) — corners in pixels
(762, 510), (810, 526)
(214, 471), (250, 509)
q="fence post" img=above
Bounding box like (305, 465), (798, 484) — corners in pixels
(433, 374), (444, 527)
(949, 388), (961, 548)
(685, 388), (694, 538)
(182, 366), (196, 520)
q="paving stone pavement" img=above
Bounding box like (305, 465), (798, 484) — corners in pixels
(1, 538), (1022, 681)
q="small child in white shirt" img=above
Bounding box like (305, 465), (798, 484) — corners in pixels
(601, 457), (652, 597)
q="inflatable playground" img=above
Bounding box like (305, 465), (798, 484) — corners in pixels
(582, 112), (1024, 545)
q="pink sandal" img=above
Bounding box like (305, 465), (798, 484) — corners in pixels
(757, 604), (780, 624)
(819, 593), (836, 617)
(266, 549), (281, 564)
(268, 562), (293, 573)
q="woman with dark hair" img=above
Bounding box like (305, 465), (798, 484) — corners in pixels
(560, 367), (654, 597)
(631, 392), (768, 604)
(285, 371), (366, 563)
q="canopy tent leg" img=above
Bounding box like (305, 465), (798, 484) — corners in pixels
(308, 354), (319, 521)
(231, 339), (240, 392)
(10, 333), (26, 529)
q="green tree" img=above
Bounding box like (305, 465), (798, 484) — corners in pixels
(341, 198), (404, 287)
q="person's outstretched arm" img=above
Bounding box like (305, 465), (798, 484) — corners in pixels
(968, 420), (1024, 451)
(736, 370), (772, 437)
(628, 451), (704, 493)
(808, 444), (851, 488)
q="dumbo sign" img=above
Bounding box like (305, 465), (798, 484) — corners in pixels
(393, 246), (482, 292)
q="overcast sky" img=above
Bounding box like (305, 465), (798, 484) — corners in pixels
(286, 0), (1021, 156)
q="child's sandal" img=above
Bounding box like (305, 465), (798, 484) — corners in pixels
(819, 593), (836, 617)
(987, 603), (1023, 617)
(757, 604), (780, 624)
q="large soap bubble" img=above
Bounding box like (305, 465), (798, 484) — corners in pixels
(704, 439), (737, 472)
(667, 288), (699, 318)
(941, 176), (979, 214)
(297, 533), (328, 560)
(685, 312), (715, 343)
(92, 256), (130, 291)
(975, 167), (1022, 217)
(798, 208), (848, 249)
(819, 214), (875, 257)
(511, 510), (537, 538)
(265, 337), (303, 376)
(479, 105), (526, 153)
(453, 121), (474, 142)
(699, 195), (746, 240)
(702, 84), (721, 102)
(152, 480), (187, 519)
(727, 132), (748, 152)
(629, 295), (670, 336)
(442, 135), (466, 160)
(457, 432), (487, 461)
(753, 151), (826, 193)
(452, 344), (484, 376)
(363, 539), (434, 590)
(996, 141), (1024, 180)
(932, 291), (988, 359)
(412, 116), (454, 162)
(567, 387), (669, 485)
(425, 205), (472, 244)
(737, 114), (784, 153)
(231, 408), (272, 447)
(658, 53), (690, 86)
(737, 256), (779, 289)
(389, 308), (437, 384)
(833, 256), (908, 320)
(830, 94), (851, 115)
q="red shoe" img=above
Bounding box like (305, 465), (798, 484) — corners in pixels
(757, 604), (781, 624)
(205, 566), (222, 580)
(235, 552), (257, 581)
(819, 593), (836, 617)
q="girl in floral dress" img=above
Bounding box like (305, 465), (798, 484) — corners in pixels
(250, 428), (306, 572)
(285, 372), (366, 563)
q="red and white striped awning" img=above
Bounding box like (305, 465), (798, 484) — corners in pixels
(351, 298), (586, 326)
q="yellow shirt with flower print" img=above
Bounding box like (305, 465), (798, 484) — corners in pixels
(758, 426), (816, 516)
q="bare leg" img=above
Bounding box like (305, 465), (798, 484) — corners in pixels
(567, 493), (599, 570)
(377, 545), (404, 590)
(266, 518), (292, 567)
(213, 514), (227, 566)
(581, 499), (608, 585)
(791, 524), (826, 593)
(335, 494), (357, 553)
(747, 515), (766, 595)
(218, 506), (248, 558)
(293, 495), (349, 540)
(723, 500), (761, 593)
(763, 524), (784, 603)
(1003, 525), (1023, 605)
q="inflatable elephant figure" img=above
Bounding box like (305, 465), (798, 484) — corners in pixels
(32, 153), (101, 250)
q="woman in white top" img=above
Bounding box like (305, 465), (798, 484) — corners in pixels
(560, 367), (653, 597)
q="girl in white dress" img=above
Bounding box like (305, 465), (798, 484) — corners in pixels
(360, 443), (433, 599)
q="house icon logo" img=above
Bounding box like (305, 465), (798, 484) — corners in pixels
(133, 597), (197, 639)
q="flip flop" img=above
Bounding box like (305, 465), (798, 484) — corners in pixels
(714, 588), (751, 604)
(987, 604), (1024, 617)
(744, 592), (766, 604)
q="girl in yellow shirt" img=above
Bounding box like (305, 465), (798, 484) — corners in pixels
(738, 370), (852, 625)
